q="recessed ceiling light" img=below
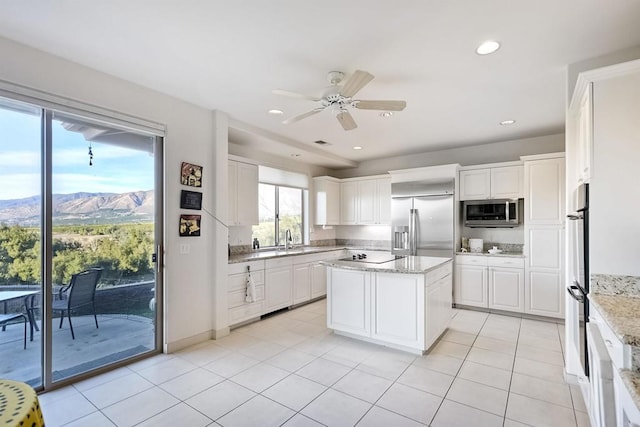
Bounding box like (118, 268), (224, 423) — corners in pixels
(268, 109), (283, 115)
(499, 119), (516, 125)
(353, 146), (363, 150)
(290, 153), (301, 157)
(380, 112), (393, 118)
(476, 40), (500, 55)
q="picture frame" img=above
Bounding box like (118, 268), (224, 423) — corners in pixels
(179, 214), (201, 237)
(180, 190), (202, 210)
(181, 162), (202, 187)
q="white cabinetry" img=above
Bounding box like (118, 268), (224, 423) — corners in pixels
(459, 165), (523, 201)
(455, 255), (524, 313)
(227, 261), (265, 326)
(313, 176), (341, 225)
(228, 160), (259, 226)
(340, 177), (391, 225)
(340, 181), (358, 225)
(576, 83), (593, 183)
(523, 154), (565, 318)
(264, 257), (293, 313)
(292, 263), (311, 305)
(327, 268), (371, 337)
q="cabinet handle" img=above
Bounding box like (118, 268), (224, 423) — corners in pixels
(604, 339), (613, 347)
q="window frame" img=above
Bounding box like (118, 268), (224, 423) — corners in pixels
(255, 182), (307, 248)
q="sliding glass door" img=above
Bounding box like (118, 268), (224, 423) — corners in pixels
(0, 96), (162, 388)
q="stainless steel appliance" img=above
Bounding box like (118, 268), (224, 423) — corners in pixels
(463, 199), (519, 228)
(567, 182), (590, 377)
(339, 253), (405, 263)
(391, 180), (454, 257)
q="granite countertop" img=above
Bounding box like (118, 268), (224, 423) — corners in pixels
(589, 293), (640, 346)
(455, 251), (525, 258)
(321, 255), (452, 274)
(620, 370), (640, 409)
(229, 246), (346, 264)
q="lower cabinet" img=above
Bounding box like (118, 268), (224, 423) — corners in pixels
(327, 268), (371, 337)
(265, 258), (293, 313)
(292, 263), (311, 305)
(488, 266), (524, 312)
(310, 262), (327, 299)
(525, 270), (563, 317)
(455, 264), (488, 307)
(227, 260), (266, 326)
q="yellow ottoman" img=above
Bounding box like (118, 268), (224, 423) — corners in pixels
(0, 380), (45, 427)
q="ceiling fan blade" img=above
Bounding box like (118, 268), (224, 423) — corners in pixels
(339, 70), (374, 98)
(354, 100), (407, 111)
(272, 89), (321, 102)
(336, 111), (358, 131)
(282, 107), (325, 124)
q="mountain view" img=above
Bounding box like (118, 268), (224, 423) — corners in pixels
(0, 190), (154, 226)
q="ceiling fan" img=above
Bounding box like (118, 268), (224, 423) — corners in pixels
(273, 70), (406, 131)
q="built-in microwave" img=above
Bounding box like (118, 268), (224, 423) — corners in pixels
(463, 199), (519, 228)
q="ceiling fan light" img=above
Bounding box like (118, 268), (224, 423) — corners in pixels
(380, 112), (393, 118)
(476, 40), (500, 55)
(353, 146), (363, 150)
(499, 119), (516, 125)
(268, 109), (283, 115)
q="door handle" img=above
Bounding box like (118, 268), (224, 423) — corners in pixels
(566, 285), (584, 302)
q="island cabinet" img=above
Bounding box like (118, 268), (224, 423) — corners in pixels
(327, 258), (452, 354)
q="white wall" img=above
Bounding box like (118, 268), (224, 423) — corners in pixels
(331, 134), (565, 178)
(0, 36), (225, 350)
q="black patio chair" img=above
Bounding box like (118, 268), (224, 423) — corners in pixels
(0, 312), (27, 349)
(52, 268), (103, 340)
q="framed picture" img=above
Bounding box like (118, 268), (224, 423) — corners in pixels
(180, 190), (202, 210)
(179, 214), (201, 237)
(181, 162), (202, 187)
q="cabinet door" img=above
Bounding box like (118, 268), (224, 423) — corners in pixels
(528, 227), (563, 270)
(372, 273), (424, 348)
(459, 169), (491, 200)
(314, 177), (341, 225)
(292, 263), (311, 305)
(525, 158), (565, 224)
(577, 83), (593, 183)
(490, 166), (524, 199)
(525, 270), (563, 317)
(236, 162), (259, 225)
(358, 179), (377, 224)
(310, 262), (327, 298)
(340, 181), (358, 224)
(454, 265), (488, 307)
(377, 178), (392, 225)
(265, 265), (292, 313)
(228, 161), (238, 224)
(488, 267), (524, 312)
(327, 268), (370, 337)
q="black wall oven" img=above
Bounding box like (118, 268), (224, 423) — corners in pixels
(567, 183), (589, 377)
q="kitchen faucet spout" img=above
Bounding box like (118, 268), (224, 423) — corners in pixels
(285, 229), (293, 250)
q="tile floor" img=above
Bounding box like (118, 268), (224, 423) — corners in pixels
(38, 300), (590, 426)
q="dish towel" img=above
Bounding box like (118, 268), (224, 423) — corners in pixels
(245, 271), (256, 303)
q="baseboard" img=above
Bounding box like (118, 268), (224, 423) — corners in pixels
(165, 330), (213, 353)
(212, 327), (230, 340)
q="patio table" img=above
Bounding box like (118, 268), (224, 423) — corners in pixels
(0, 290), (38, 333)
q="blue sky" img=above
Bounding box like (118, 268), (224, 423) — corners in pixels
(0, 107), (155, 201)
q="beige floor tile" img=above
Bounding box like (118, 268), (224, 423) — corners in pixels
(217, 395), (295, 427)
(40, 392), (98, 427)
(575, 410), (591, 427)
(332, 369), (393, 403)
(412, 353), (464, 376)
(175, 341), (231, 366)
(186, 380), (256, 421)
(357, 406), (426, 426)
(282, 413), (325, 426)
(397, 365), (454, 397)
(265, 348), (317, 372)
(429, 340), (471, 360)
(517, 334), (562, 352)
(203, 352), (260, 378)
(136, 402), (212, 427)
(457, 360), (512, 390)
(356, 354), (413, 380)
(158, 367), (224, 400)
(513, 357), (565, 384)
(473, 335), (517, 355)
(446, 377), (508, 416)
(301, 389), (371, 427)
(81, 372), (154, 409)
(503, 419), (533, 426)
(296, 357), (352, 386)
(377, 382), (442, 424)
(510, 372), (573, 408)
(63, 411), (116, 427)
(136, 356), (197, 384)
(516, 344), (564, 366)
(262, 374), (327, 411)
(101, 387), (180, 427)
(570, 384), (588, 413)
(479, 326), (519, 342)
(506, 393), (577, 427)
(72, 366), (133, 392)
(441, 329), (477, 346)
(431, 399), (503, 427)
(466, 347), (515, 371)
(230, 362), (290, 393)
(237, 340), (287, 361)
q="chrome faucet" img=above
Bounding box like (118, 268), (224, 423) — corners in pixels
(284, 229), (293, 250)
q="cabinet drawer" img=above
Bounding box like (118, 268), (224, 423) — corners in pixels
(228, 285), (265, 308)
(595, 314), (625, 369)
(266, 257), (294, 269)
(487, 257), (525, 269)
(426, 262), (452, 283)
(293, 252), (334, 265)
(456, 255), (488, 266)
(228, 260), (265, 275)
(228, 270), (264, 292)
(229, 301), (263, 325)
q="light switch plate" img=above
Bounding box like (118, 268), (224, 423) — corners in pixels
(179, 244), (190, 254)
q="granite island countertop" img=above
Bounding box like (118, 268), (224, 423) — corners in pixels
(455, 251), (525, 258)
(321, 255), (452, 274)
(589, 293), (640, 347)
(228, 246), (346, 264)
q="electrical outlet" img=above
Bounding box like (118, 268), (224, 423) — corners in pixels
(179, 244), (190, 254)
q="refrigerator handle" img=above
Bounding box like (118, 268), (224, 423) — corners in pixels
(409, 208), (417, 255)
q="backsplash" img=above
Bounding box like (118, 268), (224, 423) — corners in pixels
(336, 239), (391, 250)
(591, 273), (640, 297)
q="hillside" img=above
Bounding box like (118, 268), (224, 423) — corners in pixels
(0, 191), (154, 226)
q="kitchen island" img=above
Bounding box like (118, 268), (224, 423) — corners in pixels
(321, 254), (453, 354)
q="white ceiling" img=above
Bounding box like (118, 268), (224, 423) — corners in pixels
(1, 1), (640, 168)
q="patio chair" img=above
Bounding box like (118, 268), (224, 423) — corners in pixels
(52, 268), (103, 340)
(0, 313), (27, 349)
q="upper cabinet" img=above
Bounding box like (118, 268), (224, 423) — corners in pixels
(524, 157), (565, 225)
(459, 165), (523, 201)
(341, 177), (391, 225)
(340, 181), (358, 225)
(313, 176), (341, 225)
(576, 83), (593, 184)
(228, 160), (259, 226)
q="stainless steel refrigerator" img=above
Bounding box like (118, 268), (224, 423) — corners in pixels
(391, 180), (454, 258)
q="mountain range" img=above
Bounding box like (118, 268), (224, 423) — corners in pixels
(0, 191), (154, 226)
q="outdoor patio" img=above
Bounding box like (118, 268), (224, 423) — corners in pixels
(0, 313), (155, 387)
